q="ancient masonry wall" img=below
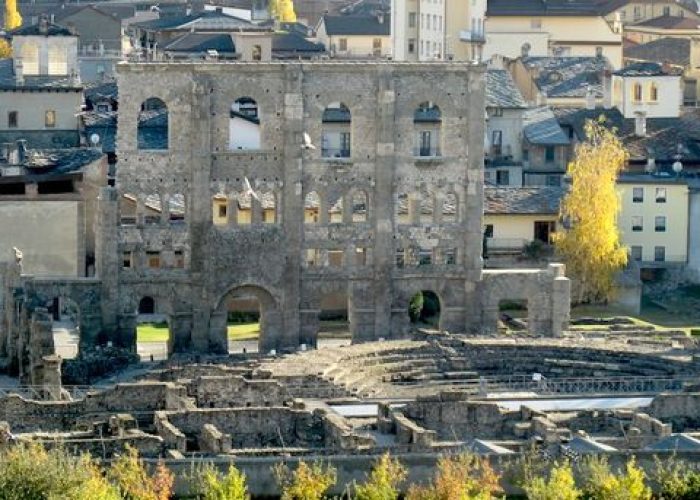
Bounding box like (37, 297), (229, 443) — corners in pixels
(1, 62), (570, 361)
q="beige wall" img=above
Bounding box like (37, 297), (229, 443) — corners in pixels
(485, 16), (622, 67)
(605, 2), (700, 25)
(0, 90), (82, 132)
(484, 214), (558, 249)
(618, 182), (688, 263)
(316, 22), (391, 58)
(0, 201), (80, 276)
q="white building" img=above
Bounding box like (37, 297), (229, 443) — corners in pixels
(612, 62), (682, 119)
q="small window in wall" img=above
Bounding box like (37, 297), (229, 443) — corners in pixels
(444, 248), (457, 265)
(48, 46), (68, 75)
(545, 146), (555, 163)
(147, 251), (161, 268)
(373, 38), (382, 56)
(442, 193), (458, 223)
(306, 248), (321, 267)
(252, 44), (262, 61)
(654, 246), (666, 262)
(633, 187), (644, 203)
(414, 102), (442, 157)
(655, 216), (666, 232)
(496, 170), (509, 186)
(21, 43), (39, 75)
(122, 251), (132, 269)
(649, 82), (659, 102)
(355, 247), (367, 266)
(663, 6), (671, 16)
(396, 248), (405, 268)
(304, 191), (320, 223)
(630, 245), (642, 261)
(328, 196), (343, 223)
(484, 224), (494, 238)
(632, 215), (643, 232)
(408, 39), (416, 54)
(418, 248), (432, 266)
(328, 250), (344, 267)
(8, 111), (18, 128)
(174, 250), (185, 268)
(656, 187), (666, 203)
(409, 12), (416, 27)
(339, 38), (348, 51)
(230, 97), (260, 150)
(138, 97), (168, 150)
(546, 175), (561, 187)
(352, 190), (368, 222)
(633, 83), (643, 102)
(45, 110), (56, 128)
(595, 46), (603, 57)
(322, 103), (351, 158)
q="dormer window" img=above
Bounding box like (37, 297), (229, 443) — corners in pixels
(45, 110), (56, 128)
(633, 82), (643, 102)
(649, 82), (658, 102)
(8, 111), (18, 128)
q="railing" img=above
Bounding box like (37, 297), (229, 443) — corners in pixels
(459, 30), (486, 43)
(413, 147), (441, 158)
(321, 148), (351, 159)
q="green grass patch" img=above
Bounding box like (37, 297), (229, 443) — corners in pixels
(570, 303), (700, 335)
(137, 322), (260, 343)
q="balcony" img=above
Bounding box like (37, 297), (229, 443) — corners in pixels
(459, 30), (486, 43)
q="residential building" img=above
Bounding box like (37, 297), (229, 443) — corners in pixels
(0, 18), (83, 149)
(612, 62), (682, 118)
(521, 106), (570, 186)
(483, 186), (563, 255)
(618, 175), (688, 265)
(315, 13), (391, 58)
(485, 69), (527, 186)
(624, 37), (700, 105)
(391, 0), (445, 61)
(603, 0), (700, 26)
(484, 0), (623, 68)
(131, 10), (271, 59)
(0, 141), (105, 277)
(624, 15), (700, 44)
(508, 56), (612, 108)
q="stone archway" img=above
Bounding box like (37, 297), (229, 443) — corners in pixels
(212, 284), (283, 354)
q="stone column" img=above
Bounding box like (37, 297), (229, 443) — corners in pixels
(96, 187), (119, 339)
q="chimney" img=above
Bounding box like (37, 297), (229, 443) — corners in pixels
(14, 59), (24, 86)
(585, 85), (596, 110)
(39, 14), (49, 35)
(635, 111), (647, 137)
(602, 69), (612, 109)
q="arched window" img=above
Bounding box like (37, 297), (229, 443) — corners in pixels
(138, 296), (155, 315)
(20, 42), (39, 75)
(138, 98), (168, 150)
(262, 191), (276, 224)
(120, 193), (137, 225)
(322, 103), (351, 158)
(304, 191), (321, 224)
(328, 195), (343, 223)
(144, 193), (162, 224)
(414, 102), (442, 157)
(230, 97), (260, 150)
(649, 82), (658, 102)
(442, 193), (458, 223)
(633, 83), (643, 102)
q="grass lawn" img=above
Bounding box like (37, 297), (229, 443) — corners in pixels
(570, 302), (700, 335)
(137, 322), (260, 343)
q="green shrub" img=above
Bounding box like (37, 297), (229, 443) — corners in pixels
(522, 461), (580, 500)
(655, 456), (700, 500)
(189, 463), (250, 500)
(579, 456), (650, 500)
(405, 453), (501, 500)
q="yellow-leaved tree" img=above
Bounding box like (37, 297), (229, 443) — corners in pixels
(2, 0), (23, 58)
(269, 0), (297, 23)
(552, 118), (628, 303)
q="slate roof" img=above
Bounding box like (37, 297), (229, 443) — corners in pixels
(133, 11), (262, 32)
(48, 4), (138, 22)
(614, 61), (679, 76)
(0, 58), (82, 91)
(487, 0), (612, 17)
(486, 69), (527, 109)
(645, 434), (700, 451)
(339, 0), (390, 16)
(164, 33), (236, 54)
(632, 15), (700, 29)
(320, 14), (390, 36)
(83, 112), (117, 153)
(564, 435), (618, 453)
(272, 32), (326, 58)
(624, 37), (690, 68)
(3, 147), (104, 175)
(523, 106), (570, 146)
(554, 106), (700, 162)
(484, 186), (565, 215)
(523, 56), (610, 98)
(9, 20), (75, 37)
